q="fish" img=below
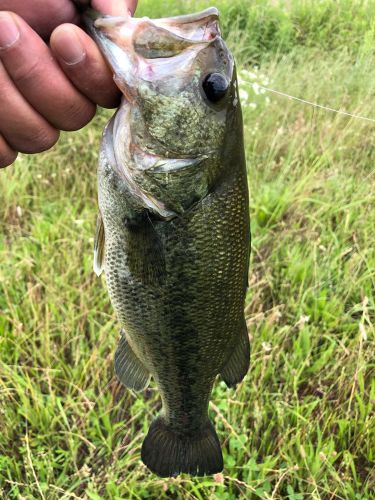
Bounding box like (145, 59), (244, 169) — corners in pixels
(85, 7), (250, 477)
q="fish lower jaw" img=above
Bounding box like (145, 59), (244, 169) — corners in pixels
(132, 145), (210, 173)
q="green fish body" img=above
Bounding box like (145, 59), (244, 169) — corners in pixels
(88, 8), (250, 477)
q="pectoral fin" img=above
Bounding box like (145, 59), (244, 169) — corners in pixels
(93, 213), (105, 277)
(115, 333), (150, 391)
(124, 213), (166, 285)
(220, 318), (250, 387)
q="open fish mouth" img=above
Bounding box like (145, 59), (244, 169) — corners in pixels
(83, 8), (222, 95)
(91, 7), (220, 48)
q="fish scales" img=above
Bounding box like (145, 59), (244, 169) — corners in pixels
(86, 7), (250, 477)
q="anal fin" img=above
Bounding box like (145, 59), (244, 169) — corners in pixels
(114, 333), (150, 391)
(220, 318), (250, 387)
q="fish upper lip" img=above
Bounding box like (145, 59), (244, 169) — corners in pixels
(152, 7), (220, 43)
(154, 7), (219, 25)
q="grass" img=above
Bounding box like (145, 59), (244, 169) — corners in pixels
(0, 0), (374, 498)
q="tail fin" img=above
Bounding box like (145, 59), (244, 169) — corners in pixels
(141, 416), (223, 477)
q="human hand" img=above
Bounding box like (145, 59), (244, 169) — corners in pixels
(0, 0), (138, 168)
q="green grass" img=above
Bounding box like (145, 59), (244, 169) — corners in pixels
(0, 0), (374, 498)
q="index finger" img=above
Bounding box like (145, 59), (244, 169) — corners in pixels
(91, 0), (138, 15)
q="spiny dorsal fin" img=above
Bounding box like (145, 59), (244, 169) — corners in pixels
(93, 212), (105, 277)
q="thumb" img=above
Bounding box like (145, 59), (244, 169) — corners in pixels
(91, 0), (138, 16)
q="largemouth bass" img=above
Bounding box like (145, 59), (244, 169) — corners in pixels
(86, 7), (250, 477)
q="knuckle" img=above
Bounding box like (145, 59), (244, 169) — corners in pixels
(10, 57), (41, 86)
(36, 130), (59, 152)
(0, 150), (17, 168)
(0, 72), (13, 100)
(60, 101), (96, 131)
(19, 128), (59, 154)
(0, 134), (17, 167)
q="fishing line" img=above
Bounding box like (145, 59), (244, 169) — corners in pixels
(256, 84), (375, 123)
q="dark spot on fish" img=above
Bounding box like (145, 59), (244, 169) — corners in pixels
(123, 217), (140, 231)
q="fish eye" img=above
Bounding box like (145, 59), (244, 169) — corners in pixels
(202, 73), (229, 103)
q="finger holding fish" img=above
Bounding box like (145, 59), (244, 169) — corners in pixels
(91, 0), (137, 16)
(0, 12), (96, 131)
(0, 134), (17, 168)
(50, 0), (139, 107)
(50, 24), (120, 108)
(0, 59), (60, 156)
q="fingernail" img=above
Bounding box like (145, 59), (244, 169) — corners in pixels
(0, 12), (20, 49)
(54, 28), (85, 65)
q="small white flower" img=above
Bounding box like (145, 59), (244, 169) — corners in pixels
(297, 315), (310, 330)
(74, 219), (84, 225)
(359, 323), (367, 341)
(240, 69), (251, 78)
(252, 82), (260, 95)
(241, 69), (257, 80)
(249, 102), (257, 109)
(262, 341), (272, 352)
(239, 89), (249, 102)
